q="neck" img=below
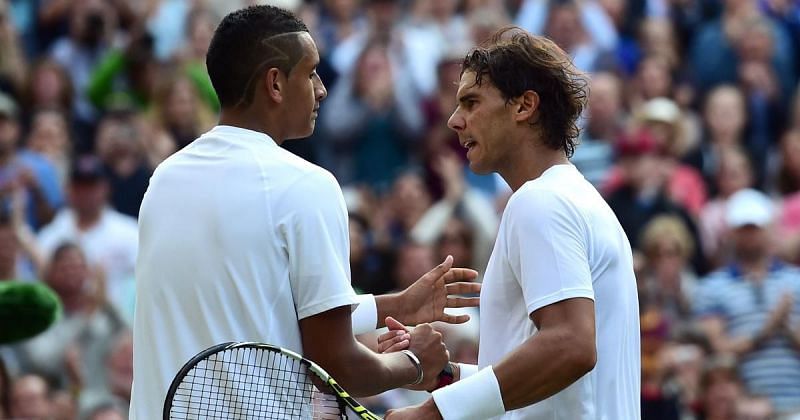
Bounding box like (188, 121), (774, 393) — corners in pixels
(711, 132), (739, 146)
(739, 256), (771, 280)
(77, 209), (102, 230)
(218, 107), (285, 145)
(500, 136), (570, 191)
(61, 293), (89, 314)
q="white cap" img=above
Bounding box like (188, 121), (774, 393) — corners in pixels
(726, 188), (774, 228)
(642, 97), (680, 124)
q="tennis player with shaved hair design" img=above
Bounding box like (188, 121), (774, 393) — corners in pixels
(130, 6), (480, 419)
(380, 28), (641, 420)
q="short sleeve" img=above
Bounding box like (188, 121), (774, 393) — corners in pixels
(279, 170), (357, 320)
(506, 188), (594, 316)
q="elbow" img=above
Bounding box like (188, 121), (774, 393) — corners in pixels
(560, 334), (596, 378)
(570, 338), (597, 377)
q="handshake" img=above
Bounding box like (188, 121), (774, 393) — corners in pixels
(378, 316), (455, 392)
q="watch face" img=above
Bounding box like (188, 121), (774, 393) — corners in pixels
(442, 362), (454, 377)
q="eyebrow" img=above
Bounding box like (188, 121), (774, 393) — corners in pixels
(457, 93), (479, 105)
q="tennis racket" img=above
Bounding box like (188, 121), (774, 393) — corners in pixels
(163, 341), (381, 420)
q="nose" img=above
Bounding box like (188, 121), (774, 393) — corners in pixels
(316, 79), (328, 102)
(447, 109), (464, 132)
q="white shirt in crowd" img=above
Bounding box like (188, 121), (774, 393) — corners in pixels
(129, 125), (361, 420)
(37, 207), (138, 320)
(434, 164), (640, 420)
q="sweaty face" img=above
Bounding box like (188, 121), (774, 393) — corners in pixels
(447, 71), (515, 175)
(283, 33), (327, 140)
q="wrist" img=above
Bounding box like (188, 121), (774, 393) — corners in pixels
(429, 362), (456, 392)
(394, 289), (415, 325)
(376, 292), (406, 327)
(401, 350), (423, 385)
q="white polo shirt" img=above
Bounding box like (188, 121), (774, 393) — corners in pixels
(435, 164), (640, 419)
(130, 125), (361, 419)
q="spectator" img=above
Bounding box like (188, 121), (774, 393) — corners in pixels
(321, 39), (424, 190)
(148, 71), (215, 154)
(392, 241), (435, 290)
(0, 92), (63, 230)
(639, 215), (698, 324)
(638, 97), (707, 216)
(699, 146), (754, 268)
(79, 330), (132, 418)
(0, 0), (27, 97)
(572, 72), (624, 187)
(605, 128), (701, 267)
(93, 111), (151, 218)
(694, 188), (800, 414)
(408, 152), (498, 273)
(348, 212), (393, 295)
(9, 374), (51, 419)
(22, 58), (74, 120)
(515, 0), (619, 72)
(9, 243), (125, 390)
(25, 108), (72, 189)
(735, 394), (775, 420)
(685, 85), (768, 191)
(37, 155), (138, 318)
(86, 29), (160, 114)
(699, 356), (744, 420)
(49, 0), (121, 129)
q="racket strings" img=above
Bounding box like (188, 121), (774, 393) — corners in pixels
(167, 347), (346, 419)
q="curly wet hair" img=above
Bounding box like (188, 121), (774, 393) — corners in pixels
(461, 26), (588, 158)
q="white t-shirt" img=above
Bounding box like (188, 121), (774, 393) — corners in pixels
(37, 207), (138, 319)
(129, 126), (360, 419)
(477, 164), (640, 419)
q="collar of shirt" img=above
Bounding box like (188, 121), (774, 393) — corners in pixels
(209, 125), (280, 150)
(726, 259), (786, 281)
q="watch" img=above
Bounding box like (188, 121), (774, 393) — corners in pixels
(432, 362), (455, 391)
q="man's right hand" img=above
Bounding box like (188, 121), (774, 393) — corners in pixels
(760, 293), (794, 342)
(404, 320), (449, 390)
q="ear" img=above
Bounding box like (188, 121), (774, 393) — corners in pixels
(512, 90), (539, 124)
(263, 68), (286, 104)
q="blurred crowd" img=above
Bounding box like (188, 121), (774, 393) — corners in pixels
(0, 0), (798, 418)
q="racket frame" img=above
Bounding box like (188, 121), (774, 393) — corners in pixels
(163, 341), (382, 420)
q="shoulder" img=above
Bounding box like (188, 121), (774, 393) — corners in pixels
(273, 158), (345, 215)
(699, 269), (737, 289)
(507, 182), (579, 221)
(104, 209), (139, 234)
(504, 184), (585, 237)
(279, 153), (341, 196)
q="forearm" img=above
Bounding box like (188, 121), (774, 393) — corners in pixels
(409, 200), (456, 245)
(430, 330), (594, 419)
(493, 330), (596, 410)
(319, 342), (417, 397)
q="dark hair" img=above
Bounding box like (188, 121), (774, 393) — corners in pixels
(51, 242), (84, 263)
(206, 5), (308, 108)
(461, 27), (588, 158)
